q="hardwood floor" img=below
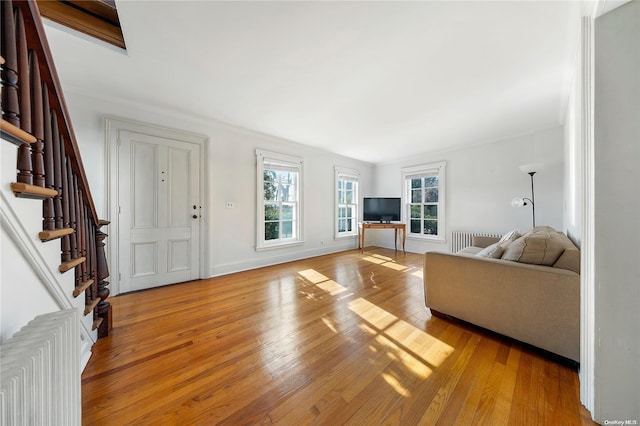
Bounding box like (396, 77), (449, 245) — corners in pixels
(82, 248), (595, 425)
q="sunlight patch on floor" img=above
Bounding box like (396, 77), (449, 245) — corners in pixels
(321, 317), (338, 334)
(412, 269), (423, 279)
(362, 255), (409, 271)
(298, 269), (331, 284)
(362, 256), (386, 265)
(316, 280), (348, 296)
(294, 267), (451, 398)
(382, 372), (411, 397)
(348, 297), (453, 378)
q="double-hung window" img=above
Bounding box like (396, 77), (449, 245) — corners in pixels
(402, 161), (446, 240)
(335, 166), (359, 238)
(256, 149), (303, 250)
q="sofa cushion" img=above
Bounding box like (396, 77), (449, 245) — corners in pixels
(502, 228), (568, 266)
(458, 246), (483, 255)
(476, 242), (505, 258)
(498, 229), (520, 244)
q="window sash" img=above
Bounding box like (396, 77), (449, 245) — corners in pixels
(335, 167), (359, 238)
(257, 150), (303, 250)
(402, 162), (445, 241)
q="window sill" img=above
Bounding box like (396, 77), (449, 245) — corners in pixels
(407, 234), (446, 243)
(335, 233), (357, 240)
(256, 240), (304, 252)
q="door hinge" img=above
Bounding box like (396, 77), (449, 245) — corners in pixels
(119, 206), (122, 214)
(118, 273), (121, 281)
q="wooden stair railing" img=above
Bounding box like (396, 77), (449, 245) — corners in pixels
(1, 0), (111, 338)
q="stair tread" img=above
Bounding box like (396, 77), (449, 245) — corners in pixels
(11, 182), (57, 199)
(39, 228), (74, 242)
(59, 257), (85, 273)
(1, 118), (37, 146)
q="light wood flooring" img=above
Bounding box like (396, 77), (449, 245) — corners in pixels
(82, 248), (595, 425)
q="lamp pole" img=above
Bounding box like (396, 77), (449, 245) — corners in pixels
(529, 171), (536, 228)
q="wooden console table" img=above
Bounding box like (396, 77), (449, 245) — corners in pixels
(359, 222), (406, 254)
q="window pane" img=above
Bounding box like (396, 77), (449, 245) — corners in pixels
(424, 176), (438, 187)
(282, 204), (294, 220)
(338, 218), (346, 232)
(410, 219), (421, 233)
(264, 183), (278, 201)
(424, 205), (438, 219)
(265, 204), (279, 220)
(411, 178), (422, 189)
(346, 218), (352, 232)
(424, 220), (437, 235)
(410, 205), (421, 219)
(347, 206), (353, 218)
(338, 189), (344, 203)
(346, 190), (353, 204)
(265, 222), (279, 240)
(264, 170), (277, 182)
(411, 189), (422, 203)
(279, 171), (291, 184)
(425, 187), (438, 203)
(338, 180), (344, 190)
(338, 206), (346, 218)
(281, 184), (296, 201)
(282, 221), (293, 238)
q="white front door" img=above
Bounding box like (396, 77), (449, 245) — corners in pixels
(118, 131), (200, 292)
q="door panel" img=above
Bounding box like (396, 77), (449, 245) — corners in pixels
(132, 141), (158, 229)
(119, 131), (200, 292)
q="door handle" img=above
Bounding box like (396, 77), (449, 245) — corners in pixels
(192, 215), (198, 219)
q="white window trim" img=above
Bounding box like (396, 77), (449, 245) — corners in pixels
(256, 149), (304, 251)
(334, 166), (360, 239)
(402, 161), (446, 242)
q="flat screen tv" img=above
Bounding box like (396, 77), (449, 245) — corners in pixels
(363, 197), (401, 223)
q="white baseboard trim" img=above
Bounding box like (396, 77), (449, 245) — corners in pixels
(209, 242), (357, 278)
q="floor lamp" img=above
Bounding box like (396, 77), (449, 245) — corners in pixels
(511, 171), (536, 228)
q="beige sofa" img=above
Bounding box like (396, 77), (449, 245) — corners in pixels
(423, 227), (580, 363)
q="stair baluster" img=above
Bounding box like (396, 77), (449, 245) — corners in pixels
(2, 0), (111, 337)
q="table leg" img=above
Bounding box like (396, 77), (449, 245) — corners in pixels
(394, 228), (398, 251)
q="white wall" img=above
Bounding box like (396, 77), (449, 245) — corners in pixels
(563, 63), (583, 246)
(63, 90), (374, 285)
(0, 224), (59, 342)
(373, 127), (565, 253)
(593, 1), (640, 421)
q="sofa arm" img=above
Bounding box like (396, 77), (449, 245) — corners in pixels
(472, 235), (500, 248)
(423, 251), (580, 361)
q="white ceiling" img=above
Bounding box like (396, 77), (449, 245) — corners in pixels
(44, 1), (582, 164)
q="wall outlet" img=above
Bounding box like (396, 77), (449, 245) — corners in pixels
(226, 201), (235, 208)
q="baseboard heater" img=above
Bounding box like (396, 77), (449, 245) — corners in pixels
(450, 231), (502, 253)
(0, 309), (81, 426)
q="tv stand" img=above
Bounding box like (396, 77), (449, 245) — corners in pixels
(358, 222), (406, 254)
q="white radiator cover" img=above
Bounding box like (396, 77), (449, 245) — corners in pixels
(450, 231), (502, 253)
(0, 309), (81, 426)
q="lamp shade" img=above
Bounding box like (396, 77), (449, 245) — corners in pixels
(519, 163), (543, 174)
(511, 197), (526, 207)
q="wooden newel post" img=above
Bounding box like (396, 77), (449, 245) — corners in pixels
(95, 220), (112, 338)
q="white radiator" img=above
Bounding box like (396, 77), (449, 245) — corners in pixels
(1, 309), (81, 426)
(450, 231), (502, 253)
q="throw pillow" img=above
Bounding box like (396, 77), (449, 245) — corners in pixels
(476, 242), (505, 259)
(502, 228), (567, 266)
(498, 229), (520, 245)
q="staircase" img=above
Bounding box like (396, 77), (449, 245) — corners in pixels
(1, 0), (111, 365)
